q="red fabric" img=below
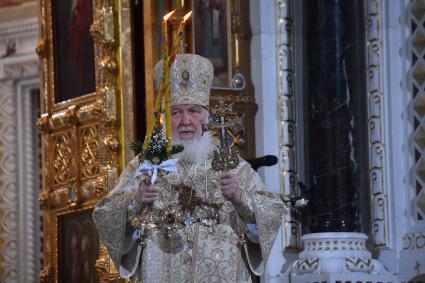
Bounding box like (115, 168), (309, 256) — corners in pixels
(67, 0), (93, 95)
(0, 0), (22, 7)
(68, 0), (92, 72)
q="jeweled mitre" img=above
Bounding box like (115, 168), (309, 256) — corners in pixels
(153, 54), (214, 108)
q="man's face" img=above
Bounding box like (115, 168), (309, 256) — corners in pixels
(171, 104), (208, 141)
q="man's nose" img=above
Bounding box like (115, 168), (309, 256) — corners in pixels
(180, 111), (191, 124)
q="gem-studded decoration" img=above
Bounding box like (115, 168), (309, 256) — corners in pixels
(204, 98), (244, 172)
(130, 183), (222, 234)
(153, 54), (214, 108)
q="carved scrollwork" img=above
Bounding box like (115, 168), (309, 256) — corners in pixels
(90, 18), (103, 42)
(100, 56), (118, 74)
(103, 134), (119, 152)
(35, 38), (47, 58)
(39, 191), (50, 209)
(95, 241), (123, 282)
(80, 126), (100, 179)
(80, 176), (107, 201)
(39, 265), (51, 283)
(50, 106), (77, 129)
(37, 113), (50, 132)
(50, 188), (71, 207)
(77, 100), (103, 122)
(53, 133), (73, 185)
(94, 176), (107, 195)
(210, 94), (255, 105)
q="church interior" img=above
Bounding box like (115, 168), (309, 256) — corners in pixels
(0, 0), (424, 282)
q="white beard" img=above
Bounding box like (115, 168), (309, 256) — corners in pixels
(172, 132), (213, 163)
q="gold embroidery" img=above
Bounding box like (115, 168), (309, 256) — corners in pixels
(93, 153), (285, 282)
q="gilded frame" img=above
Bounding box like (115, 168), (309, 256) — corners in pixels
(51, 0), (97, 103)
(41, 0), (102, 112)
(37, 0), (125, 280)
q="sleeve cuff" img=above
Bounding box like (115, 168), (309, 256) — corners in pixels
(231, 190), (256, 223)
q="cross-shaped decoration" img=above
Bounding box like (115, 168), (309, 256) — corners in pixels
(203, 98), (244, 172)
(226, 128), (244, 149)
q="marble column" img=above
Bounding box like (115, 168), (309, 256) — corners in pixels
(303, 0), (369, 232)
(281, 2), (397, 282)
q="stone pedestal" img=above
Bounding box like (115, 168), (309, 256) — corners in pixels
(282, 232), (396, 283)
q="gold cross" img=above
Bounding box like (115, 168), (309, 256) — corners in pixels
(203, 99), (242, 172)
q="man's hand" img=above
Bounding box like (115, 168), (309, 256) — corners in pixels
(135, 176), (161, 207)
(220, 172), (242, 202)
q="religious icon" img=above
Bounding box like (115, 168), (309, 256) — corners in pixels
(193, 0), (229, 87)
(59, 210), (99, 283)
(53, 0), (96, 102)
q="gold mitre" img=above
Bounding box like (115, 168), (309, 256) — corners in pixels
(153, 54), (214, 108)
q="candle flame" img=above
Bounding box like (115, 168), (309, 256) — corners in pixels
(159, 113), (164, 124)
(183, 11), (192, 22)
(163, 10), (176, 21)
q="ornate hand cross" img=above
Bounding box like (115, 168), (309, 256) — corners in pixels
(203, 99), (243, 172)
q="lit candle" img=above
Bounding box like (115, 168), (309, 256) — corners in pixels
(170, 11), (192, 62)
(142, 10), (175, 152)
(165, 11), (192, 154)
(162, 10), (176, 155)
(162, 10), (176, 68)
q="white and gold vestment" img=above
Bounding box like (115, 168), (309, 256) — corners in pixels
(93, 53), (285, 282)
(93, 141), (285, 282)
